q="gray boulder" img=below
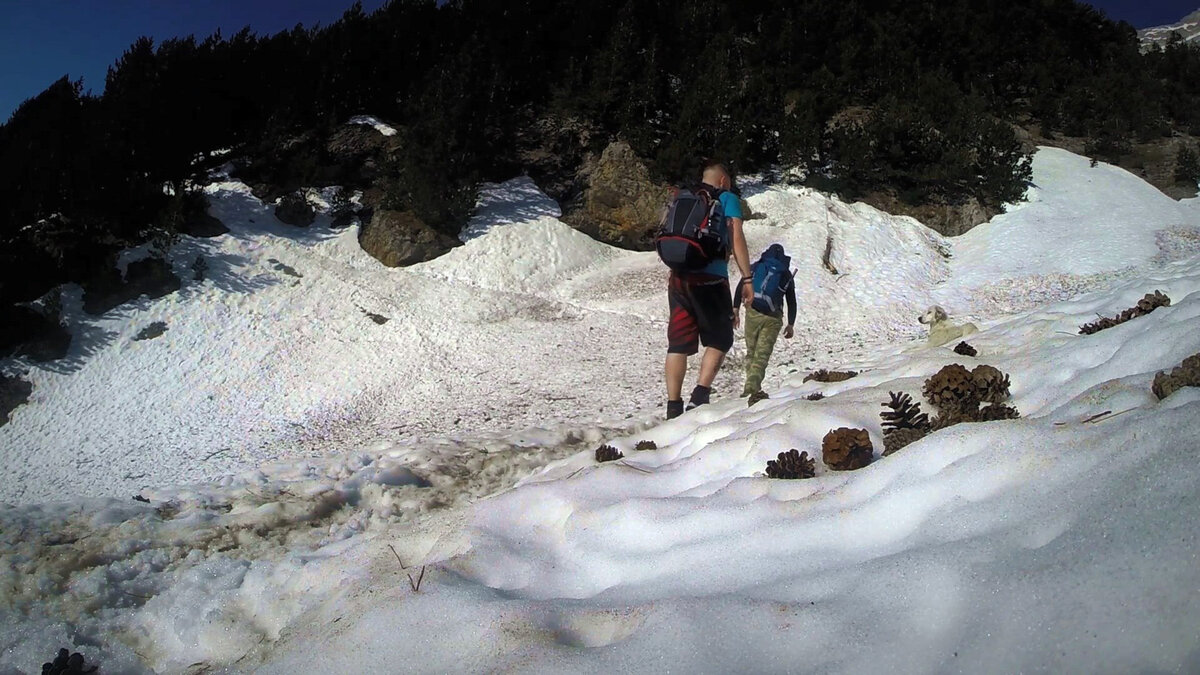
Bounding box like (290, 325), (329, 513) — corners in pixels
(359, 209), (459, 267)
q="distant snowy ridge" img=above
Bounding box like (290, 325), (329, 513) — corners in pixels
(1139, 9), (1200, 49)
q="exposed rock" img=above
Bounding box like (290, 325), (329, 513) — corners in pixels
(765, 449), (816, 479)
(562, 141), (672, 250)
(268, 258), (303, 278)
(862, 191), (998, 237)
(0, 372), (33, 427)
(133, 321), (168, 341)
(275, 192), (316, 227)
(326, 124), (394, 182)
(83, 258), (181, 315)
(363, 310), (389, 325)
(822, 427), (873, 471)
(359, 209), (459, 267)
(0, 305), (71, 361)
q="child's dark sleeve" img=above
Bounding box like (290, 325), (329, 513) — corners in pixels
(734, 276), (749, 303)
(786, 276), (797, 326)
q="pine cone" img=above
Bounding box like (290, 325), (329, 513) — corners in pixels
(882, 427), (928, 456)
(805, 392), (825, 401)
(881, 391), (930, 432)
(929, 408), (975, 431)
(1080, 290), (1171, 334)
(595, 444), (623, 462)
(748, 390), (770, 407)
(1136, 290), (1171, 313)
(953, 341), (978, 357)
(977, 403), (1021, 421)
(765, 449), (816, 479)
(634, 440), (657, 451)
(822, 427), (873, 471)
(971, 365), (1011, 404)
(803, 369), (858, 383)
(923, 364), (978, 413)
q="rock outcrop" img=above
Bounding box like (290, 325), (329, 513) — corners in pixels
(359, 209), (459, 267)
(275, 192), (316, 227)
(563, 141), (672, 250)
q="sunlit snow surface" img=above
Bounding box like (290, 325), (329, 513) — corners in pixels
(2, 147), (1200, 673)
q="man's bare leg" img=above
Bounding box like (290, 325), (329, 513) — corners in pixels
(697, 347), (726, 388)
(665, 353), (688, 401)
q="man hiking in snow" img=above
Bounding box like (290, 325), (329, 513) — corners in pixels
(734, 244), (796, 398)
(656, 161), (753, 419)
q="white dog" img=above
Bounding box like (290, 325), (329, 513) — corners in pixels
(919, 305), (978, 347)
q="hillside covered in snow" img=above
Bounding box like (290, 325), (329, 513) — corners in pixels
(2, 146), (1200, 673)
(1140, 8), (1200, 49)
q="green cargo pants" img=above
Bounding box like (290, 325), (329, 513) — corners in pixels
(742, 308), (783, 396)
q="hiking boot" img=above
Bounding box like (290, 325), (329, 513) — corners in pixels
(666, 400), (684, 420)
(685, 385), (711, 411)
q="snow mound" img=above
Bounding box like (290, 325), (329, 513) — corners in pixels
(950, 147), (1197, 289)
(744, 187), (950, 334)
(461, 176), (563, 241)
(421, 216), (628, 294)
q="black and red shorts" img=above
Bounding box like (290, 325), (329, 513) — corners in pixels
(667, 273), (734, 355)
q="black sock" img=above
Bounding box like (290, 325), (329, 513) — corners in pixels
(689, 385), (711, 406)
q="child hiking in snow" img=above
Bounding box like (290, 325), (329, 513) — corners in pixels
(734, 244), (796, 397)
(655, 161), (753, 419)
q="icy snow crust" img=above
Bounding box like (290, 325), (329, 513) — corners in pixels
(2, 148), (1200, 673)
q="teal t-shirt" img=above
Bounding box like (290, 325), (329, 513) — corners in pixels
(701, 191), (744, 278)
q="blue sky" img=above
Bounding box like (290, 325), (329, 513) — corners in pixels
(1, 1), (1198, 122)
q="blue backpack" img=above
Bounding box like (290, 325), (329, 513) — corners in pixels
(751, 246), (791, 315)
(655, 186), (729, 272)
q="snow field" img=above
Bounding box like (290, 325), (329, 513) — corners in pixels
(2, 145), (1200, 673)
(261, 263), (1200, 674)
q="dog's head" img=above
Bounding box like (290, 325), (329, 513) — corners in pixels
(918, 305), (949, 325)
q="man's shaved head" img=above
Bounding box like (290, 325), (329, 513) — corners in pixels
(701, 161), (730, 188)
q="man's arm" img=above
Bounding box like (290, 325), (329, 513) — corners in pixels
(732, 276), (748, 329)
(728, 217), (752, 305)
